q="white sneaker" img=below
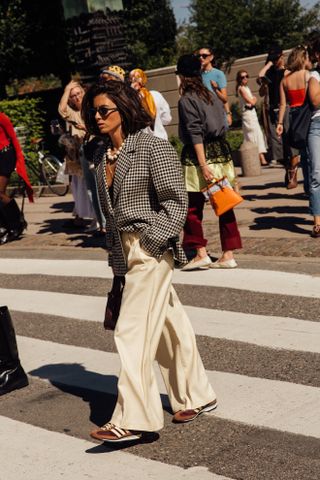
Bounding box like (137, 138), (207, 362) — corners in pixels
(210, 258), (238, 269)
(181, 255), (212, 271)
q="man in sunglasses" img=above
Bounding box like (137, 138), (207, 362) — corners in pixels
(197, 47), (232, 126)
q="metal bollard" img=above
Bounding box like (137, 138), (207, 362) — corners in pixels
(239, 141), (261, 177)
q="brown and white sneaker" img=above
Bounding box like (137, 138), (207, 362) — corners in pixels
(90, 423), (142, 443)
(172, 399), (218, 423)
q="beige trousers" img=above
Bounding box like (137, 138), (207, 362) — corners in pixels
(111, 232), (216, 432)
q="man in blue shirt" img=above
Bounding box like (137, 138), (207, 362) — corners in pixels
(197, 46), (232, 126)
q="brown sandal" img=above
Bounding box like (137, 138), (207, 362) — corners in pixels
(172, 399), (218, 423)
(90, 423), (142, 443)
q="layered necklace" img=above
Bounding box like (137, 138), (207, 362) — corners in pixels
(105, 138), (126, 187)
(106, 139), (126, 161)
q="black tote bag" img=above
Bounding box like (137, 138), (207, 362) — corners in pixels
(288, 88), (313, 149)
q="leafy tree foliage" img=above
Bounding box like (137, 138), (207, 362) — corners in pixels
(123, 0), (177, 69)
(0, 0), (70, 98)
(189, 0), (320, 64)
(22, 0), (70, 82)
(0, 0), (31, 98)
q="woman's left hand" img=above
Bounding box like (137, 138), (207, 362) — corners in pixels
(200, 165), (214, 183)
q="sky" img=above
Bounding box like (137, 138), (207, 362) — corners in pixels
(171, 0), (319, 24)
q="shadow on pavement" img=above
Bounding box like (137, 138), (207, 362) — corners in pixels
(252, 206), (309, 215)
(243, 191), (308, 202)
(29, 362), (170, 448)
(250, 215), (312, 234)
(29, 363), (118, 427)
(240, 181), (285, 190)
(37, 218), (107, 249)
(49, 201), (74, 213)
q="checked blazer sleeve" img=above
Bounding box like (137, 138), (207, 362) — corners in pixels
(139, 138), (188, 258)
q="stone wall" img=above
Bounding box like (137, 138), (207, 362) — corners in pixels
(146, 50), (290, 136)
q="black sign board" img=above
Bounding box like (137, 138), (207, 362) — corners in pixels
(67, 9), (130, 82)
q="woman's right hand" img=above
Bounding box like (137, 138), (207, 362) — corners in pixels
(276, 124), (283, 137)
(200, 165), (214, 184)
(65, 80), (80, 92)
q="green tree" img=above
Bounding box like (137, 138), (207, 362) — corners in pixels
(123, 0), (177, 69)
(22, 0), (70, 84)
(0, 0), (70, 98)
(0, 0), (31, 98)
(190, 0), (320, 64)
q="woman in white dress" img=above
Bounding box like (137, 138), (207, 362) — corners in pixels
(236, 70), (268, 166)
(58, 80), (96, 228)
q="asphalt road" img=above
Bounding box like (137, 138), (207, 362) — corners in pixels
(1, 165), (320, 479)
(0, 249), (320, 480)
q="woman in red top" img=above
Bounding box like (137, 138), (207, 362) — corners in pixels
(276, 46), (312, 189)
(0, 112), (33, 244)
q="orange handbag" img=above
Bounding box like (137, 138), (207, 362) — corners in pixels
(201, 177), (243, 216)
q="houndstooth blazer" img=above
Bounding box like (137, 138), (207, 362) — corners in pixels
(94, 131), (188, 276)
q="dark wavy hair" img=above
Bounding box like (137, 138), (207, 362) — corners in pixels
(82, 81), (153, 137)
(235, 70), (248, 95)
(179, 76), (214, 104)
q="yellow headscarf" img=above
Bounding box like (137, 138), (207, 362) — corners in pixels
(130, 68), (156, 118)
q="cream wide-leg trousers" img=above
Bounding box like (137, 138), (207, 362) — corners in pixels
(110, 232), (216, 432)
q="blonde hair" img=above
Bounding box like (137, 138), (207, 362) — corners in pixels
(286, 46), (308, 72)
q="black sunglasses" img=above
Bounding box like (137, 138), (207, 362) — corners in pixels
(197, 53), (211, 59)
(241, 74), (249, 79)
(90, 106), (118, 117)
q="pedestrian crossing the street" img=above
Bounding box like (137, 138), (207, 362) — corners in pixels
(0, 256), (320, 480)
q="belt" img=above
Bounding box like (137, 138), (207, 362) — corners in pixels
(0, 143), (12, 153)
(244, 105), (256, 111)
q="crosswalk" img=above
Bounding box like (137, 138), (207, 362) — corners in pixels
(0, 256), (320, 480)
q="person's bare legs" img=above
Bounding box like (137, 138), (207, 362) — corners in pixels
(286, 155), (300, 189)
(218, 250), (234, 262)
(259, 153), (268, 166)
(192, 246), (209, 261)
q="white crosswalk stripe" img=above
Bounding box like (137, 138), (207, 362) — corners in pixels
(1, 288), (319, 353)
(0, 258), (319, 297)
(0, 416), (231, 480)
(18, 335), (320, 438)
(1, 256), (320, 479)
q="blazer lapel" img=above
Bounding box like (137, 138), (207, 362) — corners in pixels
(112, 132), (141, 204)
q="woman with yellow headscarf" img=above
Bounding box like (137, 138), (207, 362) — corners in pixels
(129, 69), (157, 118)
(129, 68), (172, 140)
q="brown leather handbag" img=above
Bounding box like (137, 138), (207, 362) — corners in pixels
(104, 276), (125, 330)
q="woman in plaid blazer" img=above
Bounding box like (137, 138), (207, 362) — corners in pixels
(82, 81), (216, 443)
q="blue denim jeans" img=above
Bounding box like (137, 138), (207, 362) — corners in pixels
(299, 147), (309, 194)
(307, 116), (320, 216)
